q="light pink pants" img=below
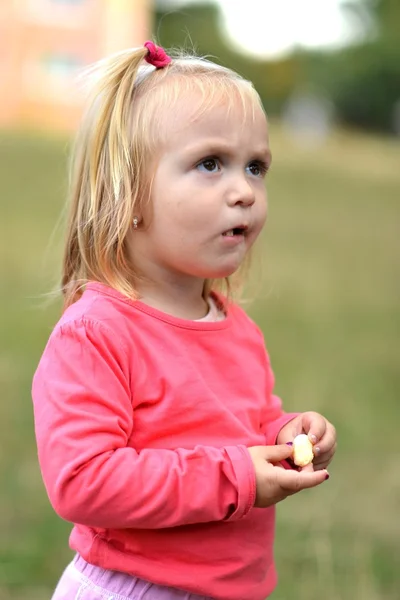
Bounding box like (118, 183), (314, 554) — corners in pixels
(51, 554), (212, 600)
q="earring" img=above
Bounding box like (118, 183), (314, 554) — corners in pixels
(133, 216), (139, 229)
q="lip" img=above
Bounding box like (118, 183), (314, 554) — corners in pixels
(220, 235), (246, 247)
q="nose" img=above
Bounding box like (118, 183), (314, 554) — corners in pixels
(226, 175), (256, 208)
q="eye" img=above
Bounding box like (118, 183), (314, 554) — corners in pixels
(196, 158), (221, 173)
(246, 160), (269, 177)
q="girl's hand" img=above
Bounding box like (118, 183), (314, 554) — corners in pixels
(248, 445), (329, 508)
(277, 411), (337, 471)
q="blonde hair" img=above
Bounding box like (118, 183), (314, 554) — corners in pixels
(62, 46), (264, 310)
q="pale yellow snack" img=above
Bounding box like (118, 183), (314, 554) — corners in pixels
(292, 434), (314, 467)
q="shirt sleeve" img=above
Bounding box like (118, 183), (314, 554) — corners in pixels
(32, 319), (255, 530)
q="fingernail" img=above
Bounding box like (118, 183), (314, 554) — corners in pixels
(286, 441), (293, 446)
(314, 446), (321, 455)
(324, 472), (330, 481)
(309, 434), (317, 444)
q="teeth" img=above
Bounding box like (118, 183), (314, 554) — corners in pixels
(223, 230), (234, 236)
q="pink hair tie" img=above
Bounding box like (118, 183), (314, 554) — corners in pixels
(144, 41), (171, 69)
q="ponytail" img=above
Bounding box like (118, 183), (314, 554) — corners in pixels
(61, 47), (148, 309)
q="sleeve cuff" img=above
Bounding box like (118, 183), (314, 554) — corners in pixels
(223, 445), (256, 521)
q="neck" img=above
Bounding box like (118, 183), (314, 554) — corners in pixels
(136, 273), (209, 320)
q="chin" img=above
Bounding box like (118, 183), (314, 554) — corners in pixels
(205, 263), (241, 279)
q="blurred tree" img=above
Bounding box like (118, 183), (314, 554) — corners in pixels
(154, 0), (400, 133)
(306, 0), (400, 133)
(154, 2), (303, 113)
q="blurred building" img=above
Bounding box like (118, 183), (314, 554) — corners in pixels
(0, 0), (152, 132)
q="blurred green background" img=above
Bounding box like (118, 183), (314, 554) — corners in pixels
(1, 1), (399, 599)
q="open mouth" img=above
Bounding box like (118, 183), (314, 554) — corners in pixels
(222, 226), (248, 237)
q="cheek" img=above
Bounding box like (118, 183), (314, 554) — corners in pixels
(263, 200), (268, 226)
(169, 196), (210, 232)
(256, 192), (268, 228)
(149, 201), (201, 251)
(246, 195), (267, 247)
(154, 204), (198, 236)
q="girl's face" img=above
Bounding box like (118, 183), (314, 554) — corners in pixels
(129, 91), (271, 287)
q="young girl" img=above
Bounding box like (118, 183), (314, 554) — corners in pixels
(32, 42), (336, 600)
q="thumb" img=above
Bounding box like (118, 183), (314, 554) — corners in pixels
(262, 444), (294, 464)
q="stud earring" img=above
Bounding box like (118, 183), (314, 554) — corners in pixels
(133, 217), (139, 229)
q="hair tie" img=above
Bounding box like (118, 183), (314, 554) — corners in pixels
(144, 41), (171, 69)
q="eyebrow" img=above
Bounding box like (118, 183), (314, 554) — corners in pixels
(184, 141), (272, 163)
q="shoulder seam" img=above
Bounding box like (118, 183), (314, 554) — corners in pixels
(57, 317), (131, 363)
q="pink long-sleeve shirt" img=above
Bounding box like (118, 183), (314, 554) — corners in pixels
(32, 282), (297, 600)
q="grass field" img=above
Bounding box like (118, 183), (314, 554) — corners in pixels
(0, 123), (399, 599)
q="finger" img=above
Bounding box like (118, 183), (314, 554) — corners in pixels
(263, 444), (294, 463)
(276, 467), (329, 493)
(301, 412), (327, 444)
(281, 416), (302, 440)
(313, 424), (337, 455)
(299, 462), (315, 473)
(313, 443), (337, 470)
(314, 441), (337, 461)
(313, 461), (331, 471)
